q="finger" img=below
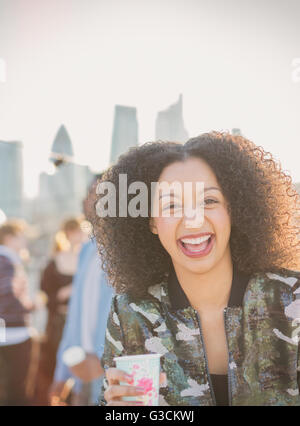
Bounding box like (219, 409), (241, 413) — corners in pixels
(104, 385), (146, 402)
(106, 368), (133, 386)
(159, 372), (167, 386)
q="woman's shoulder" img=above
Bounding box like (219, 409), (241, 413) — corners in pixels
(254, 267), (300, 285)
(245, 267), (300, 300)
(113, 282), (167, 304)
(111, 282), (168, 321)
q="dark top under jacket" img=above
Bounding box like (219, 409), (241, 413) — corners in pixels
(167, 263), (252, 407)
(210, 374), (229, 406)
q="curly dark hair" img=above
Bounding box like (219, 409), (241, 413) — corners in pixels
(91, 131), (300, 298)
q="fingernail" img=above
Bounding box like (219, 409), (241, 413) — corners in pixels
(125, 375), (134, 384)
(125, 374), (133, 379)
(136, 387), (146, 394)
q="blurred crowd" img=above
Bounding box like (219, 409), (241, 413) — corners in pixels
(0, 174), (113, 406)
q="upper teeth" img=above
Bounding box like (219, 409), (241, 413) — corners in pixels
(181, 235), (211, 244)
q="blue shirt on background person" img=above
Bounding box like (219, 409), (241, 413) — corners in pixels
(54, 237), (113, 404)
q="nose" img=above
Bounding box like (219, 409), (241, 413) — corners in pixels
(183, 204), (205, 229)
(181, 181), (205, 229)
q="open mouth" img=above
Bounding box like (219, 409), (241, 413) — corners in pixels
(177, 233), (215, 258)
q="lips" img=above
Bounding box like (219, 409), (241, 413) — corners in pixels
(177, 232), (215, 258)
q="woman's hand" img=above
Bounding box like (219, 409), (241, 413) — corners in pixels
(104, 368), (167, 406)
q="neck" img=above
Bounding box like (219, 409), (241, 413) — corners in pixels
(172, 251), (233, 313)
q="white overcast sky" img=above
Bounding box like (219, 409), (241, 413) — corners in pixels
(0, 0), (299, 197)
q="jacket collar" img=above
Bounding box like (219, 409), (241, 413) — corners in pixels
(167, 262), (251, 310)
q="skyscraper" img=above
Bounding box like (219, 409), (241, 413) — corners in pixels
(110, 105), (138, 165)
(37, 125), (93, 231)
(155, 94), (189, 143)
(50, 124), (74, 166)
(0, 140), (23, 217)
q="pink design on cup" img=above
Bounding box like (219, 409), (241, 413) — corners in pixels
(137, 377), (154, 393)
(126, 375), (134, 385)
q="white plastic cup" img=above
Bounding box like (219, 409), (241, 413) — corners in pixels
(113, 353), (162, 406)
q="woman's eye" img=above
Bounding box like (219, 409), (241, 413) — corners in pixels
(161, 203), (184, 214)
(162, 203), (180, 210)
(204, 198), (218, 205)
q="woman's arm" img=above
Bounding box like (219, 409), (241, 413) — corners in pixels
(98, 295), (126, 404)
(99, 294), (167, 406)
(298, 342), (300, 391)
(99, 296), (154, 406)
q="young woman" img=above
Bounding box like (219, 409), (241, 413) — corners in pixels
(93, 132), (300, 406)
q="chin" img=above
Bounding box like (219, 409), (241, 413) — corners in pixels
(187, 261), (215, 274)
(175, 255), (216, 275)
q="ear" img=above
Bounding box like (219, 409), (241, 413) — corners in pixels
(149, 217), (158, 235)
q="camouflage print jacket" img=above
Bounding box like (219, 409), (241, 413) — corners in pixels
(99, 265), (300, 406)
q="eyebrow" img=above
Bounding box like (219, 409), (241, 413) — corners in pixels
(159, 193), (181, 200)
(204, 186), (221, 192)
(158, 186), (221, 200)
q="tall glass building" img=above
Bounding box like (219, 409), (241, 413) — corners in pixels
(0, 140), (23, 218)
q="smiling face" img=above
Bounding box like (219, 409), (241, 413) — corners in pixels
(150, 157), (232, 275)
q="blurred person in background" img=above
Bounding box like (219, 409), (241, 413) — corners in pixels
(49, 174), (113, 406)
(0, 220), (34, 406)
(35, 217), (87, 405)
